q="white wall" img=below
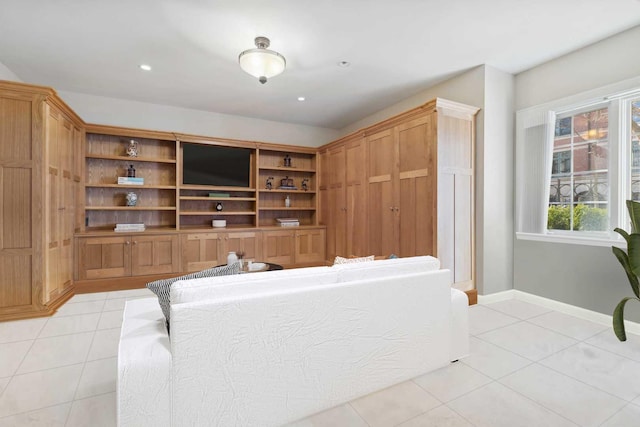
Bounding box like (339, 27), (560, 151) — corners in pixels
(514, 24), (640, 319)
(57, 90), (340, 147)
(516, 25), (640, 109)
(0, 59), (21, 82)
(482, 66), (515, 294)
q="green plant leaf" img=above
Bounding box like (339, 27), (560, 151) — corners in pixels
(612, 246), (640, 298)
(626, 200), (640, 233)
(628, 234), (640, 279)
(613, 297), (639, 341)
(614, 227), (631, 244)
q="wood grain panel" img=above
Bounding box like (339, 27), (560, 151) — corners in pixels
(86, 133), (176, 160)
(295, 229), (325, 264)
(345, 138), (368, 257)
(78, 236), (130, 280)
(2, 168), (32, 248)
(262, 230), (294, 265)
(226, 231), (262, 261)
(437, 173), (455, 271)
(438, 115), (472, 170)
(0, 97), (32, 161)
(181, 232), (223, 272)
(0, 255), (32, 307)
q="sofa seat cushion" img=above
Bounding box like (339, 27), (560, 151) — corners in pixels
(147, 262), (241, 327)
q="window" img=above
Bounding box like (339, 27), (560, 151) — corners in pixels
(515, 83), (640, 246)
(547, 107), (609, 232)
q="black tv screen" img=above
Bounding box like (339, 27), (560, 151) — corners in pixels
(182, 143), (251, 187)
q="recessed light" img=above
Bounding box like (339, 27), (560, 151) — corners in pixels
(338, 61), (350, 67)
(297, 97), (305, 102)
(139, 64), (152, 71)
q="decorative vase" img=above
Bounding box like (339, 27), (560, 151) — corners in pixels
(126, 192), (138, 206)
(227, 251), (238, 266)
(126, 139), (139, 157)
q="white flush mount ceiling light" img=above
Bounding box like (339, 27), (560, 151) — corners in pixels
(139, 64), (152, 71)
(239, 36), (286, 84)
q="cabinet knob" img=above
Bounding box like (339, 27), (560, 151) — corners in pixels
(395, 207), (400, 212)
(125, 241), (130, 245)
(133, 241), (137, 245)
(389, 206), (394, 211)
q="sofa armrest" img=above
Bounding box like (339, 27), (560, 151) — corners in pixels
(450, 288), (470, 361)
(118, 298), (172, 427)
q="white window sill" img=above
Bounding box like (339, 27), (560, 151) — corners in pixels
(516, 232), (625, 248)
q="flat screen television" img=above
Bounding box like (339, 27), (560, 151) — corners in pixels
(182, 143), (251, 187)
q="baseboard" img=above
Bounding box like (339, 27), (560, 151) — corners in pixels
(479, 289), (640, 336)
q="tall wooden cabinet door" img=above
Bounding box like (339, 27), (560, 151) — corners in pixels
(327, 145), (346, 260)
(345, 137), (367, 257)
(77, 236), (131, 280)
(225, 231), (262, 261)
(262, 230), (295, 265)
(367, 129), (397, 256)
(131, 234), (180, 276)
(44, 106), (61, 303)
(295, 229), (326, 264)
(181, 233), (224, 272)
(59, 117), (75, 292)
(72, 126), (84, 234)
(397, 115), (437, 257)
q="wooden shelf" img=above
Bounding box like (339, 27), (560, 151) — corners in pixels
(180, 185), (255, 192)
(179, 224), (257, 231)
(258, 189), (316, 194)
(259, 207), (317, 211)
(180, 196), (256, 201)
(86, 154), (176, 163)
(259, 166), (315, 173)
(85, 206), (177, 211)
(180, 211), (256, 216)
(81, 225), (178, 235)
(86, 184), (177, 189)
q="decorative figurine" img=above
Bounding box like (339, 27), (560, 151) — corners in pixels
(126, 191), (138, 206)
(126, 139), (139, 157)
(266, 176), (274, 190)
(285, 194), (291, 208)
(280, 176), (294, 188)
(301, 178), (309, 191)
(127, 164), (136, 178)
(216, 202), (224, 212)
(284, 154), (292, 167)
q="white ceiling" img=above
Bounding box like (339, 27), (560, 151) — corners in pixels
(1, 0), (640, 129)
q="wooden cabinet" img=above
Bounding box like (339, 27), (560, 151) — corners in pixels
(77, 234), (179, 279)
(131, 234), (180, 276)
(0, 81), (83, 320)
(77, 236), (131, 280)
(257, 148), (318, 227)
(84, 126), (178, 232)
(263, 228), (325, 266)
(319, 136), (368, 262)
(366, 100), (478, 289)
(294, 228), (326, 264)
(44, 106), (77, 303)
(181, 230), (262, 273)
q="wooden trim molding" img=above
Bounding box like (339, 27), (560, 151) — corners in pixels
(465, 289), (478, 305)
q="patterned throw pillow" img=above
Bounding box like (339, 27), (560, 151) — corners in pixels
(333, 255), (375, 265)
(146, 262), (241, 331)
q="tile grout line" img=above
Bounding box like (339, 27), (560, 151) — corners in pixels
(346, 402), (371, 427)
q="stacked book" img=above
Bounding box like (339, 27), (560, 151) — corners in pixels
(114, 223), (146, 232)
(118, 177), (144, 185)
(276, 218), (300, 227)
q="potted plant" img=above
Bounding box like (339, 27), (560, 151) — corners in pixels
(611, 200), (640, 341)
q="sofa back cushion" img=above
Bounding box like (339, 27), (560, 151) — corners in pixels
(171, 266), (337, 305)
(333, 255), (441, 282)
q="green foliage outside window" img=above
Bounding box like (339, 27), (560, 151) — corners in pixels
(547, 204), (608, 231)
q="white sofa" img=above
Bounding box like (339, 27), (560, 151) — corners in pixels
(118, 256), (469, 427)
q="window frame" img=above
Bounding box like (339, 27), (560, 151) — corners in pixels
(516, 79), (640, 247)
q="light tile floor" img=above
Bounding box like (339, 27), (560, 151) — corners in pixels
(0, 292), (638, 426)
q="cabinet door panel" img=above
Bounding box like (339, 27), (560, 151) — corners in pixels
(226, 231), (261, 261)
(397, 115), (436, 257)
(345, 138), (367, 257)
(181, 233), (224, 272)
(262, 230), (294, 265)
(367, 130), (397, 256)
(78, 236), (131, 280)
(295, 229), (325, 264)
(132, 235), (179, 276)
(327, 146), (346, 259)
